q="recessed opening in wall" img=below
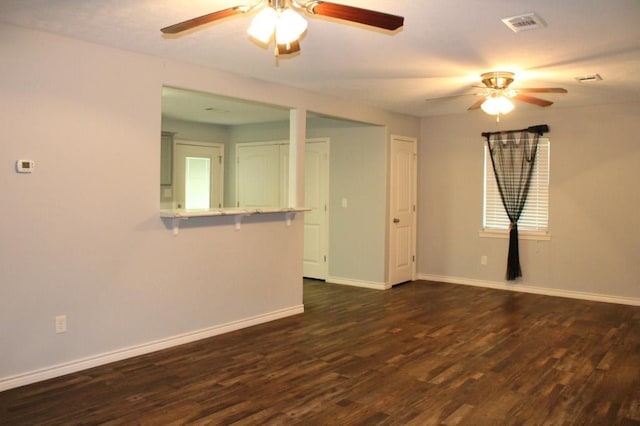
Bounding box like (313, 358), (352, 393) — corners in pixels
(161, 86), (295, 210)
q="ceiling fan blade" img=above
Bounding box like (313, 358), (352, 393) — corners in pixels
(516, 88), (568, 94)
(425, 93), (480, 102)
(305, 1), (404, 30)
(468, 98), (486, 110)
(514, 94), (553, 107)
(161, 6), (248, 34)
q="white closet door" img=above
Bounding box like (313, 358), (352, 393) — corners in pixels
(237, 144), (282, 208)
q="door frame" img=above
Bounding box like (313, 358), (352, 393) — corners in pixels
(173, 139), (224, 209)
(388, 134), (417, 286)
(303, 138), (330, 280)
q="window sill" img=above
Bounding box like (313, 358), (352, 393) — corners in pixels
(479, 229), (551, 241)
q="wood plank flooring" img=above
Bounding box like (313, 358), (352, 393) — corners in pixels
(1, 280), (639, 425)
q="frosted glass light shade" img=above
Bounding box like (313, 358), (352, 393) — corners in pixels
(481, 95), (514, 115)
(248, 7), (277, 43)
(275, 9), (308, 45)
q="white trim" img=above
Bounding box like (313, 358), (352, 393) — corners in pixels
(478, 230), (551, 241)
(417, 273), (640, 306)
(0, 305), (304, 392)
(326, 276), (390, 290)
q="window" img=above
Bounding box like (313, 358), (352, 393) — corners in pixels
(482, 138), (550, 238)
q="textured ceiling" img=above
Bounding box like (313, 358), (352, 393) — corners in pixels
(1, 0), (639, 119)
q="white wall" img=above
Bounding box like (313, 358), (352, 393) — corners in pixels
(0, 23), (420, 389)
(418, 102), (640, 303)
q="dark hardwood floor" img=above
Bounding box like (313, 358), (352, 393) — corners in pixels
(1, 280), (639, 425)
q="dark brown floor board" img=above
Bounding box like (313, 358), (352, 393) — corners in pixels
(1, 280), (639, 425)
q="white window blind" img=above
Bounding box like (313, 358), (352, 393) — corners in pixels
(483, 138), (550, 233)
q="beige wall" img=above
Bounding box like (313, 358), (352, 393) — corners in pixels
(418, 102), (640, 301)
(0, 23), (419, 389)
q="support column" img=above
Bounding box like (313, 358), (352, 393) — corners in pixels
(289, 108), (307, 207)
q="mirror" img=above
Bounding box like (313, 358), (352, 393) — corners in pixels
(161, 86), (293, 210)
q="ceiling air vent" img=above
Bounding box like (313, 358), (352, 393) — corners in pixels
(502, 13), (546, 32)
(575, 74), (603, 83)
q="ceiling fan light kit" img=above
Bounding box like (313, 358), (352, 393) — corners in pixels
(479, 71), (516, 118)
(161, 0), (404, 56)
(247, 3), (308, 46)
(457, 71), (568, 120)
(274, 8), (308, 44)
(481, 95), (514, 115)
(481, 71), (515, 90)
(247, 6), (278, 43)
(277, 39), (301, 55)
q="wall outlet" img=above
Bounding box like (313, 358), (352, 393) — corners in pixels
(55, 315), (67, 333)
(481, 255), (488, 266)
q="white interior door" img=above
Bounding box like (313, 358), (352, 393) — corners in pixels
(173, 141), (223, 209)
(304, 140), (329, 280)
(388, 135), (417, 286)
(236, 143), (283, 208)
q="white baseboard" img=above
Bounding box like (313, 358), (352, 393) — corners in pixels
(0, 305), (304, 392)
(326, 276), (390, 290)
(417, 274), (640, 306)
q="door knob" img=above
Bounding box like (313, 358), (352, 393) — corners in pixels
(393, 218), (400, 223)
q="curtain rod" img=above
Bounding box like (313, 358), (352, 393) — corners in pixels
(481, 124), (549, 138)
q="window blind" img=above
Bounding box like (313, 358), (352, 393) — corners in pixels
(483, 138), (550, 232)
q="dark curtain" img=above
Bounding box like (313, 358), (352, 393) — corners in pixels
(485, 128), (543, 280)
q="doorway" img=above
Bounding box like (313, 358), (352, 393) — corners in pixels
(303, 139), (329, 280)
(388, 135), (417, 286)
(173, 140), (224, 209)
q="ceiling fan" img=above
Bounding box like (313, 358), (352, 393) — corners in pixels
(427, 71), (568, 118)
(161, 0), (404, 55)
